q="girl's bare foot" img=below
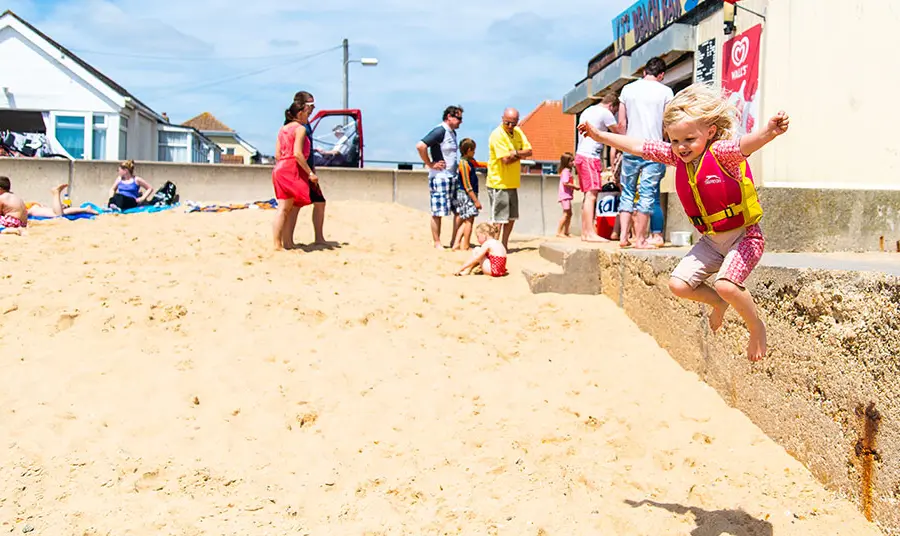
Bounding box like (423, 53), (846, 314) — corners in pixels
(582, 234), (610, 243)
(709, 301), (728, 332)
(648, 234), (665, 247)
(747, 321), (767, 361)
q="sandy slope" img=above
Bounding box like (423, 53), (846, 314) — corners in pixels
(0, 201), (882, 535)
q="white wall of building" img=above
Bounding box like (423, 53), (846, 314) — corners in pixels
(0, 17), (163, 162)
(761, 0), (899, 190)
(0, 27), (121, 114)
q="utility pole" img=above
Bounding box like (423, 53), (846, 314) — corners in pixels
(342, 38), (349, 110)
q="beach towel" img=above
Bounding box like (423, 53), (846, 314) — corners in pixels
(26, 202), (180, 222)
(185, 199), (278, 213)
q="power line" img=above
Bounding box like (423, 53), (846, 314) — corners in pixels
(69, 47), (333, 62)
(148, 46), (341, 99)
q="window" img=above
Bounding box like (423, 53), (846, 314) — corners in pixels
(158, 130), (190, 162)
(92, 115), (107, 160)
(119, 116), (129, 159)
(225, 147), (235, 155)
(55, 115), (85, 159)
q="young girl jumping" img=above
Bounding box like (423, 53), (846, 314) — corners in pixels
(556, 152), (579, 237)
(578, 83), (789, 361)
(454, 223), (508, 277)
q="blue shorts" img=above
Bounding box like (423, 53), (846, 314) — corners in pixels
(619, 154), (666, 214)
(429, 173), (454, 217)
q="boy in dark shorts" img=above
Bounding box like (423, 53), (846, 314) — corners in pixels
(452, 138), (484, 251)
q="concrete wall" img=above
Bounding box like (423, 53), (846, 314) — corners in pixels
(665, 187), (900, 253)
(597, 249), (900, 534)
(5, 157), (900, 250)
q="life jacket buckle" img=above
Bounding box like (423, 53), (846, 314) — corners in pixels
(723, 206), (736, 219)
(690, 216), (705, 226)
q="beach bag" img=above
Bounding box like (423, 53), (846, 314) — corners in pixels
(149, 181), (178, 206)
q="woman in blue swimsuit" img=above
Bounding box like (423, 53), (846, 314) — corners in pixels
(108, 160), (154, 211)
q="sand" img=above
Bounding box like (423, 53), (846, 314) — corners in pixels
(0, 201), (883, 535)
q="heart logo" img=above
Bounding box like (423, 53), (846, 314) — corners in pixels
(731, 36), (750, 67)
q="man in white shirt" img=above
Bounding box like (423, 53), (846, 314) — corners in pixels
(575, 93), (620, 242)
(617, 57), (674, 249)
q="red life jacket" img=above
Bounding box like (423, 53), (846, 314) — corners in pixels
(675, 144), (763, 234)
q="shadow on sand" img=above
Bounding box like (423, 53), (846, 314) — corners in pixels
(625, 499), (774, 536)
(293, 241), (346, 252)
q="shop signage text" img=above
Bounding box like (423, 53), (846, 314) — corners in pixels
(612, 0), (704, 56)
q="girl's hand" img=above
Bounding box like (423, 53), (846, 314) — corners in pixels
(309, 172), (319, 183)
(768, 111), (790, 136)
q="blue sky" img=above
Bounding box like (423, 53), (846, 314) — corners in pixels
(4, 0), (634, 163)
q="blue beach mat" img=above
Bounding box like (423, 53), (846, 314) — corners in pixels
(22, 202), (180, 224)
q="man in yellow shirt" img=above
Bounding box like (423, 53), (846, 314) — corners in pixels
(486, 107), (532, 249)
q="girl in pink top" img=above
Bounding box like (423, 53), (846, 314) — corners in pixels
(556, 152), (579, 237)
(578, 83), (789, 362)
(272, 95), (317, 251)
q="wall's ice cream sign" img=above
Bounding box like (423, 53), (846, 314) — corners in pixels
(612, 0), (705, 56)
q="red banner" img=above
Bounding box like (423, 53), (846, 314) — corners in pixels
(721, 24), (762, 135)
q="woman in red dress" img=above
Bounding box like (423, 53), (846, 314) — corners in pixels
(272, 94), (318, 250)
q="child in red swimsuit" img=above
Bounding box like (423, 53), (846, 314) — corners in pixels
(454, 223), (508, 277)
(578, 83), (790, 362)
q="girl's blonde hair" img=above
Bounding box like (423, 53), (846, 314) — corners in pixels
(475, 222), (500, 239)
(119, 159), (135, 175)
(663, 83), (738, 142)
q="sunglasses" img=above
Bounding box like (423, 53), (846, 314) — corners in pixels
(503, 120), (518, 126)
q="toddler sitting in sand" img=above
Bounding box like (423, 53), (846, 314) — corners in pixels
(454, 223), (508, 277)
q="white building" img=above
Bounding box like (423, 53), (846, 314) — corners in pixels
(0, 10), (220, 163)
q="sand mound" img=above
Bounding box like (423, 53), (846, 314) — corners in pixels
(0, 201), (881, 534)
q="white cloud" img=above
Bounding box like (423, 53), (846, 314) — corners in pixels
(5, 0), (635, 161)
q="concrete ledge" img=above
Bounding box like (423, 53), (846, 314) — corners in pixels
(522, 242), (601, 295)
(526, 242), (900, 533)
(611, 250), (900, 534)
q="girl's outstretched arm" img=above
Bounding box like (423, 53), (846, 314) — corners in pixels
(576, 123), (645, 158)
(739, 111), (790, 156)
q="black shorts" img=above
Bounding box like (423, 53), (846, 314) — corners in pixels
(109, 193), (138, 211)
(310, 181), (326, 203)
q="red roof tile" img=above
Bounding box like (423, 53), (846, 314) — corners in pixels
(518, 100), (575, 163)
(182, 112), (233, 132)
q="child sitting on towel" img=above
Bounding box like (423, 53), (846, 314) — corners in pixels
(0, 176), (27, 234)
(454, 223), (508, 277)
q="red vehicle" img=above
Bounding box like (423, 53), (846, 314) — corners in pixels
(308, 109), (364, 168)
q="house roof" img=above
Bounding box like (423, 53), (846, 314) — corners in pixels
(518, 100), (575, 164)
(0, 10), (157, 116)
(182, 112), (234, 132)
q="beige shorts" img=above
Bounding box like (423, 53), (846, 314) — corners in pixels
(671, 224), (765, 289)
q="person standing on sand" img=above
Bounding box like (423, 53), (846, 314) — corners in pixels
(416, 105), (464, 249)
(617, 57), (674, 249)
(575, 93), (620, 242)
(293, 91), (328, 245)
(486, 107), (532, 250)
(272, 96), (316, 250)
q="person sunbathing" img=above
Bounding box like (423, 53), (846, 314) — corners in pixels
(26, 183), (99, 219)
(0, 175), (27, 235)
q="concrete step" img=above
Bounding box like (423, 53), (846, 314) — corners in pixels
(524, 241), (602, 295)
